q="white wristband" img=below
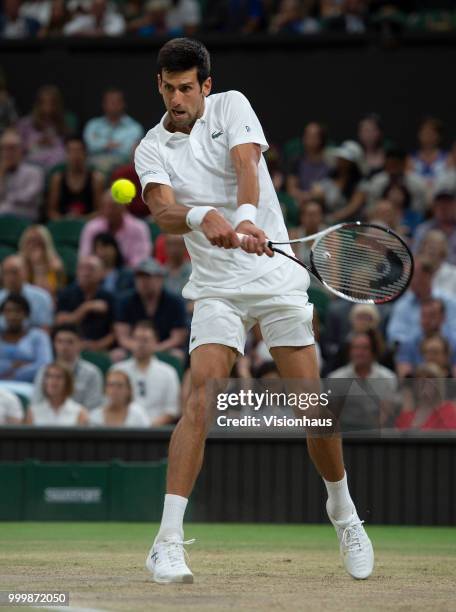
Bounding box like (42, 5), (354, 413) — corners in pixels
(186, 206), (216, 231)
(234, 203), (257, 228)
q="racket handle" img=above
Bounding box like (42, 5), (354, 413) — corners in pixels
(236, 232), (271, 248)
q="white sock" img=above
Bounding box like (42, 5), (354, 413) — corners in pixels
(156, 494), (188, 541)
(323, 471), (356, 523)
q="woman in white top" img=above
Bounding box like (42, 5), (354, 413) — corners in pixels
(89, 370), (150, 428)
(25, 363), (89, 426)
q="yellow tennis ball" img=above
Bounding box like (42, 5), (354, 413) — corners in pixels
(111, 179), (136, 204)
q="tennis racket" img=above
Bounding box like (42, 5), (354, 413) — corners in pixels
(239, 222), (414, 304)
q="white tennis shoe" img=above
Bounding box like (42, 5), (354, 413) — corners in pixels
(146, 536), (195, 584)
(327, 506), (374, 580)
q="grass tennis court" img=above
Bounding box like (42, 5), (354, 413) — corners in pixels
(0, 523), (454, 612)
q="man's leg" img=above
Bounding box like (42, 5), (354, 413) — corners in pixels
(270, 345), (374, 579)
(146, 343), (237, 584)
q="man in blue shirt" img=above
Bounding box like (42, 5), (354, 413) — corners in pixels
(0, 255), (53, 330)
(83, 88), (144, 174)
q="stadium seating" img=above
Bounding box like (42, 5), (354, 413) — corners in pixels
(0, 245), (16, 263)
(56, 245), (78, 281)
(81, 350), (112, 376)
(155, 352), (184, 381)
(0, 216), (31, 248)
(47, 219), (85, 248)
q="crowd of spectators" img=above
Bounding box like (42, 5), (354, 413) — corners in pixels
(0, 72), (456, 432)
(1, 1), (456, 40)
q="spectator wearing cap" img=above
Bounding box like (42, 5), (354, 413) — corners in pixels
(0, 293), (52, 382)
(386, 256), (456, 346)
(55, 255), (115, 352)
(286, 121), (330, 207)
(362, 147), (427, 215)
(78, 190), (151, 267)
(32, 323), (104, 411)
(112, 320), (180, 426)
(0, 387), (23, 424)
(114, 258), (188, 356)
(64, 0), (126, 37)
(82, 89), (143, 174)
(0, 255), (54, 330)
(311, 140), (366, 223)
(395, 298), (456, 378)
(0, 128), (44, 220)
(413, 189), (456, 265)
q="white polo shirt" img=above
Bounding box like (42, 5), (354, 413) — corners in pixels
(134, 90), (292, 296)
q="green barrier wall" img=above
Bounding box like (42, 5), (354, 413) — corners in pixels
(0, 460), (167, 522)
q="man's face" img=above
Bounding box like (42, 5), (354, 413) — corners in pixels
(54, 331), (80, 363)
(433, 198), (456, 225)
(103, 91), (125, 120)
(0, 131), (22, 168)
(300, 202), (323, 231)
(422, 338), (448, 370)
(1, 257), (24, 292)
(77, 258), (102, 288)
(410, 261), (433, 297)
(385, 156), (405, 178)
(421, 302), (444, 335)
(101, 191), (123, 224)
(132, 327), (156, 360)
(303, 123), (323, 153)
(66, 140), (86, 167)
(2, 301), (26, 332)
(350, 335), (373, 368)
(135, 273), (164, 298)
(158, 68), (211, 131)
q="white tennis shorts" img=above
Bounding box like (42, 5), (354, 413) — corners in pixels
(187, 259), (314, 355)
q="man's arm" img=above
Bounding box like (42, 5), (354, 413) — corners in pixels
(143, 182), (240, 249)
(230, 142), (273, 256)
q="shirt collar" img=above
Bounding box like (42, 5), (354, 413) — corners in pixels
(159, 95), (210, 144)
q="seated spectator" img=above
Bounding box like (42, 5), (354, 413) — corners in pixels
(19, 0), (53, 27)
(269, 0), (307, 34)
(311, 140), (365, 223)
(64, 0), (126, 37)
(83, 89), (143, 174)
(32, 323), (104, 411)
(323, 0), (368, 33)
(286, 122), (330, 207)
(56, 255), (115, 351)
(289, 199), (326, 264)
(408, 117), (448, 194)
(163, 234), (192, 296)
(358, 113), (385, 178)
(113, 320), (180, 425)
(413, 189), (456, 265)
(18, 225), (65, 296)
(0, 0), (40, 38)
(0, 387), (23, 424)
(47, 136), (104, 219)
(110, 160), (149, 218)
(0, 69), (19, 135)
(368, 198), (406, 234)
(386, 256), (456, 346)
(79, 190), (151, 267)
(417, 230), (456, 296)
(89, 369), (149, 427)
(16, 85), (67, 172)
(363, 147), (427, 215)
(395, 298), (456, 378)
(204, 0), (267, 33)
(92, 232), (134, 294)
(328, 331), (398, 430)
(126, 0), (172, 38)
(420, 335), (452, 378)
(167, 0), (201, 36)
(0, 294), (52, 382)
(25, 362), (89, 425)
(0, 255), (53, 329)
(115, 258), (188, 356)
(0, 128), (44, 220)
(381, 183), (423, 235)
(37, 0), (70, 37)
(396, 363), (456, 430)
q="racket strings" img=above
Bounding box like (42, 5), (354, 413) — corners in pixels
(312, 226), (412, 303)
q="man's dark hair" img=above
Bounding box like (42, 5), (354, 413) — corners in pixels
(64, 135), (86, 148)
(0, 293), (30, 316)
(157, 38), (211, 86)
(385, 146), (406, 162)
(93, 232), (124, 268)
(51, 323), (80, 343)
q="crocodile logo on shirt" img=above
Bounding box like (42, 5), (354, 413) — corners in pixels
(211, 130), (224, 139)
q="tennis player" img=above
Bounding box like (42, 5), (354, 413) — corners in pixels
(135, 38), (374, 584)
